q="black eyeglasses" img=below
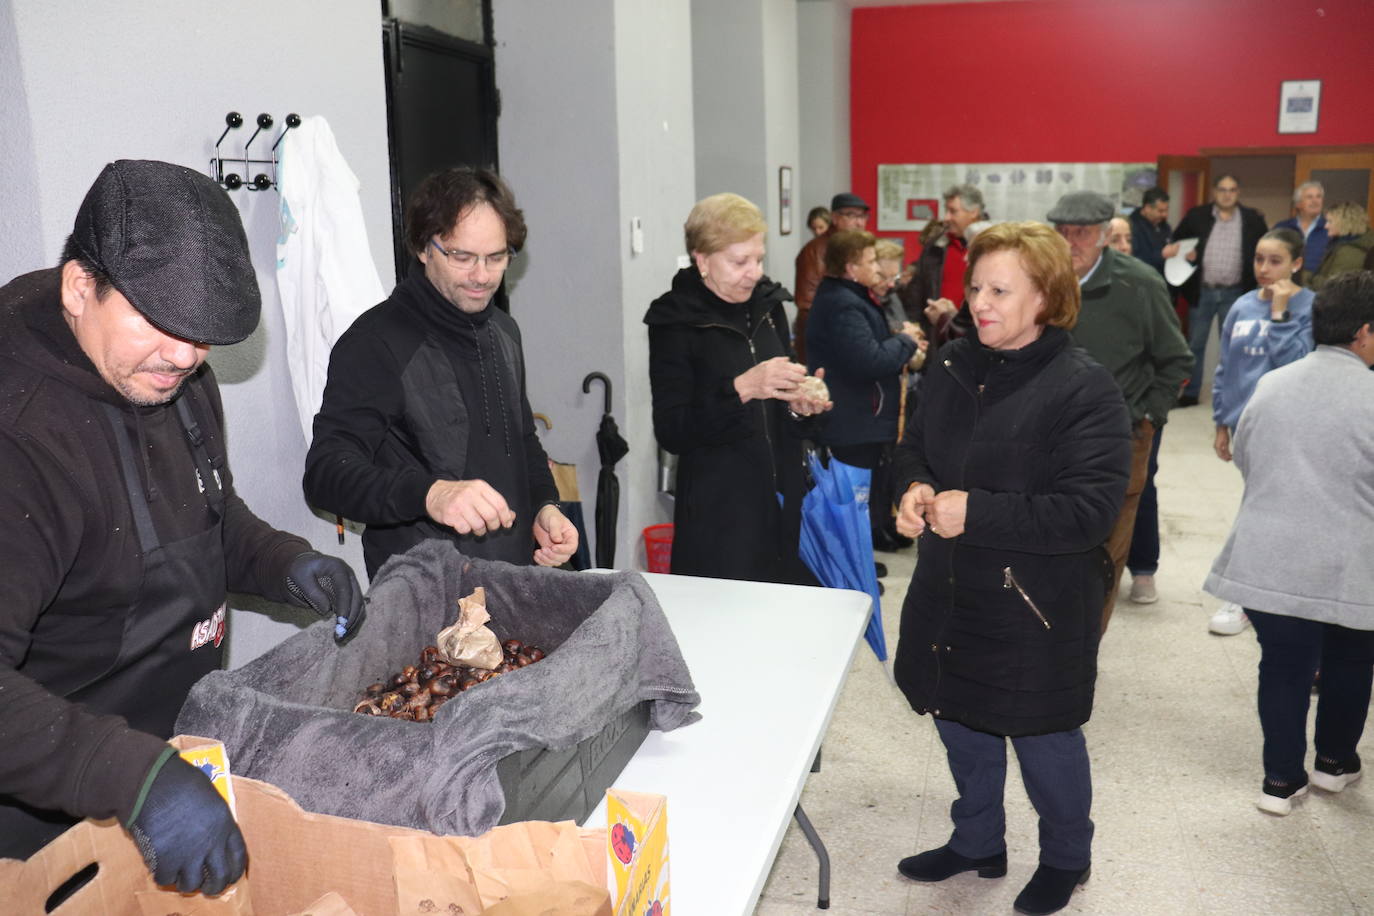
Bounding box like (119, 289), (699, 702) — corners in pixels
(430, 238), (515, 271)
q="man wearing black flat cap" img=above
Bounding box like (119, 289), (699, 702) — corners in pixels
(1048, 190), (1191, 630)
(0, 160), (366, 893)
(794, 191), (870, 363)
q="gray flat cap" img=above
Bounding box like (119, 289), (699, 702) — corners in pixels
(72, 160), (261, 345)
(1046, 190), (1114, 225)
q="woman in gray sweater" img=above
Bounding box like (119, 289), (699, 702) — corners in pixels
(1205, 270), (1374, 816)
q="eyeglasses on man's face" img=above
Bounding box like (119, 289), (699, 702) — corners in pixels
(430, 238), (515, 271)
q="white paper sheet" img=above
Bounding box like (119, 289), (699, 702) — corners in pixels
(1164, 238), (1199, 287)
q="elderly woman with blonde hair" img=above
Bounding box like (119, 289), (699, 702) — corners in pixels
(644, 193), (830, 583)
(891, 221), (1131, 916)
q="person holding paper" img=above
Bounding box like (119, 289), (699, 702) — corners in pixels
(1169, 175), (1269, 407)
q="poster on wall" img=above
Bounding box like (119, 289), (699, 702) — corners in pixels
(876, 162), (1155, 231)
(1277, 80), (1321, 134)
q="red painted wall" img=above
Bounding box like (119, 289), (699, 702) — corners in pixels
(851, 0), (1374, 251)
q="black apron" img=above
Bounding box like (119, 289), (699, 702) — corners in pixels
(0, 394), (228, 858)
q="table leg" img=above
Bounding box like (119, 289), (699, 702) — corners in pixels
(793, 804), (830, 909)
(811, 747), (822, 773)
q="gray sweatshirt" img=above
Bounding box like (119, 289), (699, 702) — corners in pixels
(1205, 346), (1374, 627)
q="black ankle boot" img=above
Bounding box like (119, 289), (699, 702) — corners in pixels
(1013, 863), (1090, 915)
(897, 844), (1007, 882)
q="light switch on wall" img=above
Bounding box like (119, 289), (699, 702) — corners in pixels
(630, 216), (644, 255)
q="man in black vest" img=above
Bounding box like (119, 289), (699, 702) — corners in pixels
(0, 161), (365, 891)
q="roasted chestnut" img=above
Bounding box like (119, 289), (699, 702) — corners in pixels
(515, 654), (533, 667)
(522, 647), (546, 662)
(400, 665), (418, 680)
(365, 682), (386, 696)
(426, 674), (458, 697)
(501, 639), (523, 656)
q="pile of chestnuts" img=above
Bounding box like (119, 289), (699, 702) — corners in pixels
(353, 640), (547, 722)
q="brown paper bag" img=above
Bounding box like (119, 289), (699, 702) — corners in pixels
(284, 891), (363, 916)
(436, 587), (503, 670)
(391, 820), (608, 914)
(483, 881), (612, 916)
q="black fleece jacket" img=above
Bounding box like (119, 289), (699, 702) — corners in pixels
(304, 269), (557, 577)
(0, 268), (308, 832)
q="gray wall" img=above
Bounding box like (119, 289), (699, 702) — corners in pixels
(1, 0), (395, 667)
(797, 0), (851, 221)
(691, 0), (804, 284)
(494, 0), (694, 570)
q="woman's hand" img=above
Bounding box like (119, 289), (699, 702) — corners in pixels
(925, 489), (968, 539)
(896, 483), (935, 537)
(734, 356), (805, 403)
(1214, 425), (1232, 462)
(785, 368), (833, 416)
(898, 320), (924, 344)
(1265, 278), (1300, 316)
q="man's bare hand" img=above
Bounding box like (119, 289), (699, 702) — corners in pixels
(1214, 425), (1233, 463)
(426, 479), (516, 537)
(533, 504), (579, 567)
(924, 298), (957, 324)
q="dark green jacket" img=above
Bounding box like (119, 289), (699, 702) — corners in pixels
(1070, 248), (1192, 426)
(1310, 229), (1374, 291)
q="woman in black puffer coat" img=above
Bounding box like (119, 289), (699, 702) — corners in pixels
(891, 222), (1131, 916)
(645, 193), (831, 584)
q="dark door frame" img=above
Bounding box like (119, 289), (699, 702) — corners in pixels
(381, 15), (500, 279)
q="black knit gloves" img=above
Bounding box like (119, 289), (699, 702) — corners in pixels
(126, 749), (246, 895)
(284, 550), (367, 644)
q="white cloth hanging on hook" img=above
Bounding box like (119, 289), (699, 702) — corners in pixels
(275, 115), (385, 445)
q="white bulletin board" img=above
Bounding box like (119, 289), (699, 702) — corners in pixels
(877, 162), (1155, 231)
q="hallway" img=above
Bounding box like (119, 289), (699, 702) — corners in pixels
(755, 399), (1374, 915)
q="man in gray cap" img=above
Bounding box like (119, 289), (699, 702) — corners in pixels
(794, 191), (870, 362)
(1048, 190), (1192, 629)
(0, 160), (365, 892)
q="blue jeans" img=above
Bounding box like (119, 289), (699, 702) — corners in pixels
(1247, 610), (1374, 784)
(934, 718), (1093, 869)
(1184, 284), (1244, 398)
(1127, 423), (1163, 576)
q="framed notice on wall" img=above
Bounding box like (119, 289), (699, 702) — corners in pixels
(1278, 80), (1321, 134)
(779, 166), (793, 235)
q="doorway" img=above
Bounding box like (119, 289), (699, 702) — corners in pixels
(381, 17), (500, 286)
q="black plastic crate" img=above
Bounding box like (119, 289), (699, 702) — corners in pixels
(497, 699), (651, 825)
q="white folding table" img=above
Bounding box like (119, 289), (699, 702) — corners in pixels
(586, 572), (871, 916)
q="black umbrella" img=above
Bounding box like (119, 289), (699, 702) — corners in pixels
(583, 372), (628, 568)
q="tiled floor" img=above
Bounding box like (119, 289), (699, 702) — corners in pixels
(755, 399), (1374, 915)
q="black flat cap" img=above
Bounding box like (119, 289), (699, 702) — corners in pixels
(830, 192), (869, 212)
(71, 160), (261, 345)
(1046, 190), (1115, 225)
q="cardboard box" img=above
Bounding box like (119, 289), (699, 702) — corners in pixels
(0, 748), (611, 916)
(606, 790), (670, 916)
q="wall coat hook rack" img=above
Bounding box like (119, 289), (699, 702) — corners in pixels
(209, 111), (301, 191)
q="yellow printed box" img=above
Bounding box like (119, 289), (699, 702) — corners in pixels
(171, 734), (237, 816)
(606, 789), (669, 916)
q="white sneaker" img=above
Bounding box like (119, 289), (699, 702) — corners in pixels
(1209, 602), (1250, 636)
(1129, 575), (1158, 604)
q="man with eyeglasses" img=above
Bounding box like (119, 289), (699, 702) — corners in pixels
(1169, 175), (1269, 407)
(305, 167), (576, 577)
(1047, 191), (1192, 630)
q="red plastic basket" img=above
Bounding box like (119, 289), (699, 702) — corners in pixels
(643, 524), (674, 574)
